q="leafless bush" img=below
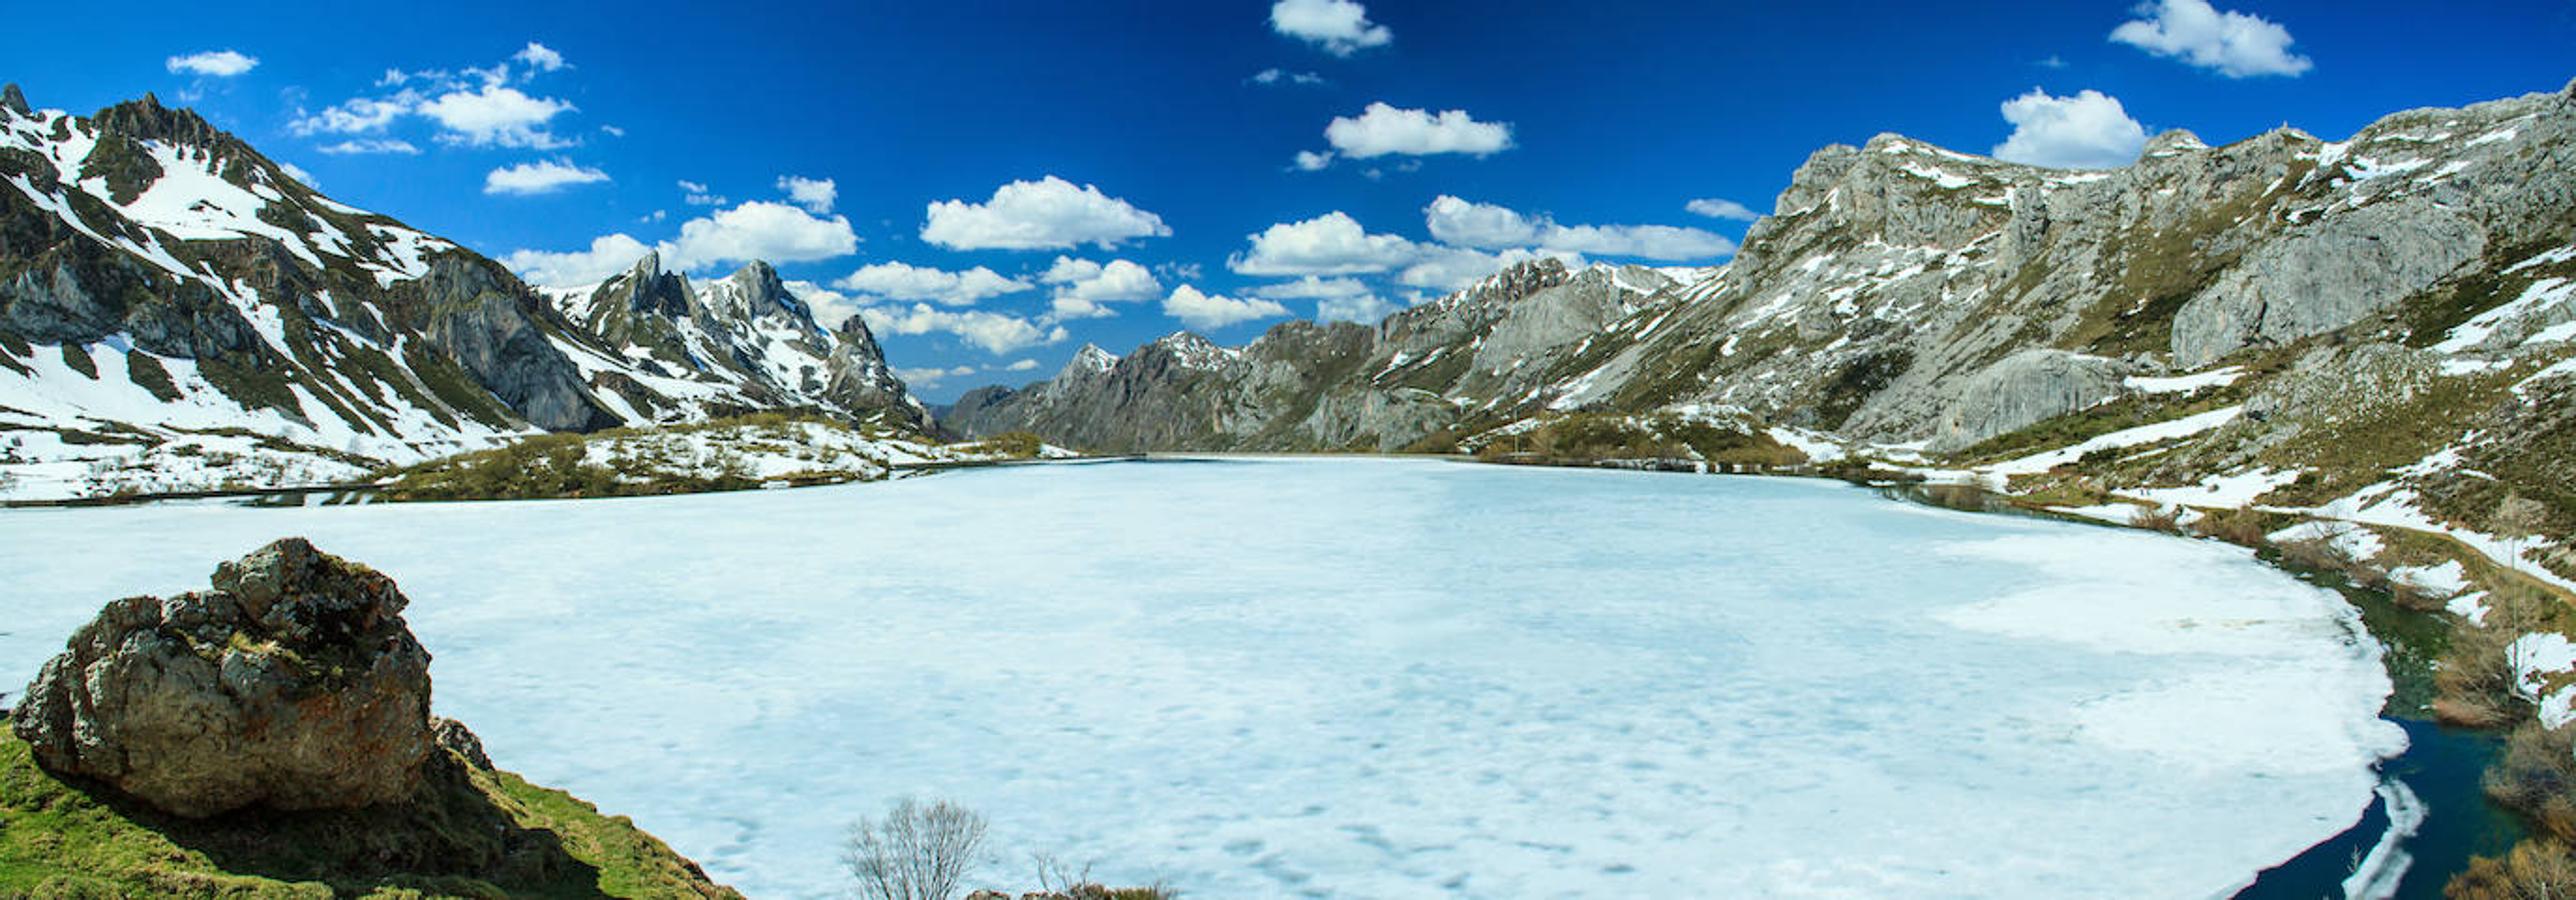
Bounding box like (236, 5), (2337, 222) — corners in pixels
(2130, 505), (2182, 534)
(845, 797), (989, 900)
(2449, 840), (2576, 899)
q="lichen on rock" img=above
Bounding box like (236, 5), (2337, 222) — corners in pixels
(9, 537), (434, 818)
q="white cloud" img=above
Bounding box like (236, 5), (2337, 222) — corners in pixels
(166, 50), (258, 78)
(1292, 150), (1336, 171)
(1250, 277), (1390, 323)
(1398, 245), (1576, 291)
(1316, 293), (1395, 323)
(1004, 359), (1041, 372)
(291, 93), (416, 136)
(317, 138), (420, 155)
(1228, 211), (1420, 276)
(1685, 197), (1761, 222)
(600, 124), (626, 137)
(483, 158), (610, 195)
(678, 179), (727, 206)
(419, 84), (575, 148)
(922, 176), (1171, 251)
(784, 280), (862, 329)
(1248, 275), (1371, 300)
(1323, 103), (1512, 159)
(834, 261), (1030, 306)
(892, 365), (981, 388)
(1251, 68), (1328, 86)
(277, 162), (317, 189)
(664, 201), (860, 270)
(778, 175), (837, 214)
(1425, 196), (1734, 261)
(501, 233), (654, 287)
(2111, 0), (2312, 78)
(1991, 88), (2149, 169)
(863, 304), (1068, 354)
(1270, 0), (1392, 56)
(1164, 285), (1289, 330)
(1039, 257), (1163, 322)
(513, 42), (568, 72)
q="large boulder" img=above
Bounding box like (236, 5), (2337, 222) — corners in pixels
(9, 538), (434, 818)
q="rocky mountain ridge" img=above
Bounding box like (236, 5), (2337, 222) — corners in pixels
(952, 80), (2576, 580)
(0, 87), (920, 499)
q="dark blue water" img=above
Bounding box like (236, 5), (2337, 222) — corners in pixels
(2240, 719), (2520, 898)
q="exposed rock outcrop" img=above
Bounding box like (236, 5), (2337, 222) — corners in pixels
(10, 538), (433, 817)
(1933, 350), (2130, 452)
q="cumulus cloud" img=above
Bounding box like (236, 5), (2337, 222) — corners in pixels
(1425, 196), (1734, 261)
(1228, 211), (1420, 276)
(1004, 358), (1041, 372)
(1685, 197), (1762, 222)
(1250, 68), (1328, 86)
(1396, 245), (1570, 291)
(290, 94), (414, 136)
(277, 162), (318, 189)
(664, 201), (860, 270)
(512, 42), (568, 72)
(501, 233), (655, 287)
(1249, 276), (1389, 323)
(783, 280), (862, 329)
(778, 175), (837, 214)
(922, 176), (1171, 251)
(892, 364), (981, 388)
(317, 138), (420, 155)
(1164, 285), (1290, 330)
(2111, 0), (2312, 78)
(419, 84), (576, 148)
(678, 180), (727, 206)
(1991, 88), (2148, 169)
(1316, 293), (1395, 323)
(1323, 103), (1512, 159)
(167, 50), (258, 78)
(1039, 256), (1163, 321)
(864, 304), (1068, 354)
(1270, 0), (1392, 56)
(483, 159), (610, 195)
(1292, 150), (1336, 172)
(834, 261), (1030, 306)
(290, 45), (578, 148)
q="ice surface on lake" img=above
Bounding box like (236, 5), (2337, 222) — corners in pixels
(0, 459), (2403, 898)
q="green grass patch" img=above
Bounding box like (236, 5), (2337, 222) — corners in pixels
(0, 730), (736, 899)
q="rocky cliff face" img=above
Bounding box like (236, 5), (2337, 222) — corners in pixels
(12, 538), (432, 817)
(955, 82), (2576, 570)
(0, 87), (923, 498)
(957, 85), (2575, 448)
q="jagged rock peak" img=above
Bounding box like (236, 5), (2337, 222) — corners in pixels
(1142, 331), (1236, 369)
(1455, 257), (1572, 306)
(91, 92), (224, 148)
(626, 249), (664, 280)
(2142, 129), (2209, 158)
(1065, 343), (1119, 376)
(1, 83), (27, 116)
(10, 539), (435, 818)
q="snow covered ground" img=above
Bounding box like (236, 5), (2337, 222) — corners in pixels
(0, 460), (2402, 898)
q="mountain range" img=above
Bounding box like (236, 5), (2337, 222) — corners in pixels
(3, 78), (2572, 583)
(0, 85), (918, 498)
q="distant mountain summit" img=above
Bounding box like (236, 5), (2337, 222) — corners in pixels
(0, 86), (920, 497)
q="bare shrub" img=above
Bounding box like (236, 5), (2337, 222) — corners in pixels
(2448, 840), (2576, 899)
(2435, 621), (2533, 728)
(2195, 506), (2271, 547)
(845, 797), (989, 900)
(2486, 722), (2576, 841)
(2130, 505), (2182, 534)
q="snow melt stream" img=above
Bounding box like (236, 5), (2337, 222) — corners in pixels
(0, 459), (2403, 898)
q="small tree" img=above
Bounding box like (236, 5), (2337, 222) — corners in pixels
(2497, 491), (2550, 575)
(845, 797), (988, 900)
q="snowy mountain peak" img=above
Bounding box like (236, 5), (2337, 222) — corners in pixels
(2143, 129), (2209, 158)
(1147, 331), (1237, 370)
(1066, 343), (1120, 376)
(1, 83), (26, 116)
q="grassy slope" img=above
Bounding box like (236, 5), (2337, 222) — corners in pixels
(0, 732), (738, 899)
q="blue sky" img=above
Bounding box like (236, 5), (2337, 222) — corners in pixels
(13, 0), (2575, 399)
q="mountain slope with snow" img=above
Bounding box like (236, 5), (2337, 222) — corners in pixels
(0, 87), (921, 500)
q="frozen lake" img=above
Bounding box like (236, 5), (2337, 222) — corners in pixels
(0, 458), (2405, 898)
